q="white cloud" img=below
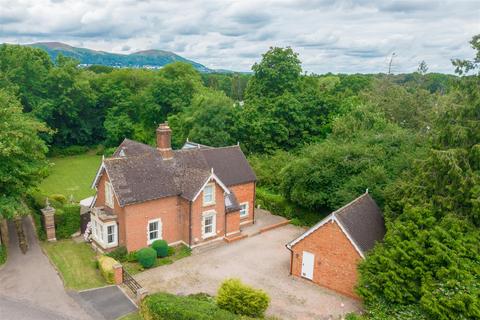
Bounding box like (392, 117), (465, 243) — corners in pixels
(0, 0), (478, 73)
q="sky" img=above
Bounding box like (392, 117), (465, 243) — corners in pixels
(1, 0), (479, 74)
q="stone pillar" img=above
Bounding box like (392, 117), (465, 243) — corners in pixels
(41, 205), (56, 242)
(136, 287), (149, 302)
(113, 263), (123, 285)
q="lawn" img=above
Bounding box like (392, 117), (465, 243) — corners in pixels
(42, 239), (106, 290)
(39, 154), (102, 201)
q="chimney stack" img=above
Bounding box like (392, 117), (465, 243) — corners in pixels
(156, 122), (173, 160)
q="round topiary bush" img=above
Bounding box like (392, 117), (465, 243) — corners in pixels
(50, 194), (67, 205)
(217, 278), (270, 318)
(151, 239), (169, 258)
(136, 247), (157, 268)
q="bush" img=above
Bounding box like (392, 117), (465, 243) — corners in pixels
(107, 246), (128, 262)
(50, 194), (67, 205)
(136, 247), (157, 268)
(126, 251), (137, 262)
(55, 204), (80, 239)
(98, 255), (118, 284)
(217, 278), (270, 318)
(151, 240), (169, 258)
(0, 244), (7, 265)
(49, 145), (90, 157)
(140, 292), (240, 320)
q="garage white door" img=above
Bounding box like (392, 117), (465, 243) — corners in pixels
(301, 251), (314, 280)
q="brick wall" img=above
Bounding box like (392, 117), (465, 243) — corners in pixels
(190, 181), (226, 246)
(229, 182), (255, 225)
(290, 220), (362, 299)
(226, 211), (240, 235)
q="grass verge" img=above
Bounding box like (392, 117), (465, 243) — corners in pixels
(117, 312), (142, 320)
(39, 154), (102, 201)
(124, 245), (192, 275)
(42, 239), (106, 290)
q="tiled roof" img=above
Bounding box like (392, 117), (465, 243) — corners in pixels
(287, 193), (385, 256)
(99, 139), (256, 206)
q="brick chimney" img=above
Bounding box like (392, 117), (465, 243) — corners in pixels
(156, 122), (173, 159)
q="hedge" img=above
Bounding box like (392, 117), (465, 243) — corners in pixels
(107, 246), (128, 262)
(140, 292), (241, 320)
(256, 187), (320, 226)
(136, 247), (157, 268)
(217, 279), (270, 318)
(151, 240), (169, 258)
(55, 204), (80, 239)
(98, 255), (118, 284)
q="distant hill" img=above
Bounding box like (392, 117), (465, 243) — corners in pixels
(26, 42), (216, 72)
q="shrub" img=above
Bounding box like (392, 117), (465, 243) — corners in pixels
(140, 292), (240, 320)
(0, 244), (7, 265)
(151, 240), (169, 258)
(126, 251), (137, 262)
(217, 278), (270, 318)
(50, 194), (67, 205)
(54, 204), (80, 239)
(98, 255), (118, 284)
(136, 247), (157, 268)
(107, 246), (128, 262)
(49, 145), (90, 157)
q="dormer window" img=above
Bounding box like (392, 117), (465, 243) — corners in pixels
(105, 181), (114, 208)
(203, 183), (215, 206)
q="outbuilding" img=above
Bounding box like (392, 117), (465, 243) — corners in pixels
(286, 191), (385, 299)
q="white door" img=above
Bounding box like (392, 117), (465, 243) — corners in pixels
(301, 251), (314, 280)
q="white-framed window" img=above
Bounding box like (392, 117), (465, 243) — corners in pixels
(105, 181), (114, 208)
(203, 183), (215, 206)
(202, 211), (216, 239)
(239, 202), (249, 218)
(90, 214), (118, 248)
(147, 219), (162, 244)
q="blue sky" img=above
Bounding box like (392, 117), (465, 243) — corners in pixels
(1, 0), (479, 73)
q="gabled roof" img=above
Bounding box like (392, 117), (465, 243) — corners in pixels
(286, 192), (385, 258)
(93, 139), (255, 207)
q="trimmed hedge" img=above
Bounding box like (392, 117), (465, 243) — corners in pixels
(136, 247), (156, 268)
(217, 279), (270, 318)
(107, 246), (128, 262)
(0, 244), (6, 265)
(151, 240), (169, 258)
(140, 292), (241, 320)
(256, 187), (320, 226)
(55, 204), (81, 239)
(98, 255), (117, 284)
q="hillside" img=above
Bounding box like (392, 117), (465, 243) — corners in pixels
(27, 42), (213, 72)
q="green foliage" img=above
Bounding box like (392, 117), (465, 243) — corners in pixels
(358, 207), (480, 319)
(136, 247), (157, 268)
(49, 145), (90, 157)
(0, 90), (48, 219)
(50, 194), (67, 205)
(107, 246), (128, 262)
(248, 150), (295, 192)
(126, 251), (138, 262)
(97, 255), (118, 284)
(216, 278), (270, 318)
(54, 204), (80, 239)
(140, 292), (241, 320)
(0, 244), (7, 266)
(151, 240), (169, 258)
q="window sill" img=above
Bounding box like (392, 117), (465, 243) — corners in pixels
(201, 233), (216, 240)
(202, 202), (216, 207)
(147, 238), (161, 245)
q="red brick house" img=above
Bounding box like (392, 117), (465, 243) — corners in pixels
(89, 123), (256, 252)
(286, 192), (385, 299)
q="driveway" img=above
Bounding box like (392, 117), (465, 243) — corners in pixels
(135, 224), (362, 320)
(0, 216), (92, 320)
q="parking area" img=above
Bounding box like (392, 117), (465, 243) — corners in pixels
(135, 223), (362, 320)
(77, 286), (137, 320)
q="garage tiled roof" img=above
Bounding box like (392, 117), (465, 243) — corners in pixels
(99, 139), (255, 206)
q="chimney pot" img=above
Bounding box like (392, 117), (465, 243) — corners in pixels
(156, 122), (173, 159)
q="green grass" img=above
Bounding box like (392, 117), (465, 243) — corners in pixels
(124, 245), (192, 275)
(39, 154), (102, 201)
(117, 312), (142, 320)
(42, 239), (106, 290)
(0, 244), (6, 266)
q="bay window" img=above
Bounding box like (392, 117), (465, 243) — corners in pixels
(90, 216), (117, 248)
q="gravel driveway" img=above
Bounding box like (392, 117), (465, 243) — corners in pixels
(0, 217), (91, 320)
(135, 224), (362, 320)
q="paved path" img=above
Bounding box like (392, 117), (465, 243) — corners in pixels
(0, 216), (91, 320)
(135, 224), (362, 320)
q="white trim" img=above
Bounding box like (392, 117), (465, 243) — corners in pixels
(202, 183), (216, 206)
(147, 218), (162, 245)
(286, 193), (370, 259)
(191, 172), (230, 202)
(239, 202), (249, 218)
(90, 213), (118, 249)
(201, 210), (217, 239)
(91, 162), (105, 189)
